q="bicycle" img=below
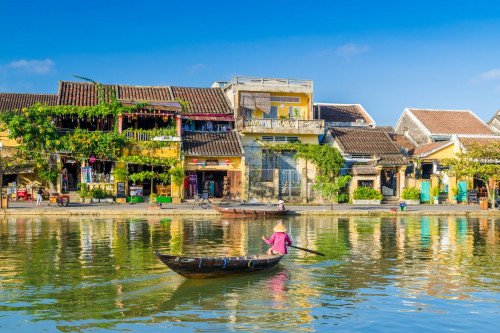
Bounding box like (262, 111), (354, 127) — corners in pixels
(192, 193), (211, 209)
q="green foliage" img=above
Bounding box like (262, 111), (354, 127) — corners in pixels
(149, 193), (157, 204)
(401, 187), (420, 200)
(451, 186), (459, 197)
(89, 187), (107, 199)
(63, 129), (126, 160)
(170, 167), (185, 186)
(112, 166), (128, 182)
(313, 175), (351, 209)
(176, 98), (190, 113)
(76, 183), (90, 199)
(443, 141), (500, 202)
(261, 142), (344, 178)
(431, 186), (440, 197)
(353, 186), (383, 200)
(120, 156), (180, 167)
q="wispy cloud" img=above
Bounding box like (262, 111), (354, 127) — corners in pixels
(7, 59), (55, 74)
(187, 63), (208, 75)
(335, 43), (370, 58)
(480, 68), (500, 81)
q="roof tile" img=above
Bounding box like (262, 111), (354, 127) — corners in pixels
(182, 130), (242, 156)
(409, 109), (495, 135)
(172, 87), (233, 114)
(315, 103), (374, 124)
(330, 127), (401, 155)
(0, 92), (57, 111)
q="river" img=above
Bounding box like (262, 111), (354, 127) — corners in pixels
(0, 216), (499, 332)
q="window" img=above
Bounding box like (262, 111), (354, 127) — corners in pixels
(244, 108), (253, 118)
(261, 136), (299, 142)
(358, 180), (373, 188)
(289, 107), (301, 119)
(270, 96), (301, 103)
(263, 105), (278, 119)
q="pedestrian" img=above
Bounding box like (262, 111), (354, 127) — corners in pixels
(36, 186), (45, 207)
(261, 222), (292, 255)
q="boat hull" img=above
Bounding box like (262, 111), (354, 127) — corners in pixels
(155, 252), (284, 279)
(212, 205), (289, 217)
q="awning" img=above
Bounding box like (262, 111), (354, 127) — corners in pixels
(352, 165), (378, 175)
(182, 114), (234, 121)
(240, 92), (271, 114)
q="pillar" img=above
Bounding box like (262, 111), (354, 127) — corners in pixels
(274, 169), (280, 200)
(118, 114), (123, 133)
(176, 115), (182, 137)
(301, 168), (308, 203)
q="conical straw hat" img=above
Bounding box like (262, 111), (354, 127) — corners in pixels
(273, 222), (287, 233)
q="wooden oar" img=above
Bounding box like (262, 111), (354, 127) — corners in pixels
(289, 245), (325, 257)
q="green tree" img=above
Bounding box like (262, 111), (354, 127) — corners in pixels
(443, 141), (500, 207)
(313, 175), (351, 209)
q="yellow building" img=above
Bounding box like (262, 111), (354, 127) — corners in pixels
(0, 93), (58, 200)
(222, 77), (324, 203)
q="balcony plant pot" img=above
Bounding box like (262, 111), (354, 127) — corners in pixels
(353, 199), (382, 205)
(405, 199), (420, 205)
(172, 197), (182, 204)
(105, 198), (113, 203)
(84, 198), (91, 204)
(92, 198), (100, 203)
(433, 196), (439, 204)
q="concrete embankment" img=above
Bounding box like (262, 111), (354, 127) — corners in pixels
(1, 202), (499, 218)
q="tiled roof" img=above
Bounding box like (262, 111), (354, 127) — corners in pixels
(0, 92), (57, 111)
(171, 86), (232, 114)
(182, 130), (243, 156)
(408, 108), (495, 135)
(388, 133), (416, 151)
(314, 103), (374, 124)
(117, 85), (173, 100)
(58, 81), (117, 106)
(407, 141), (453, 157)
(458, 136), (500, 148)
(330, 127), (401, 155)
(375, 154), (407, 165)
(352, 165), (378, 175)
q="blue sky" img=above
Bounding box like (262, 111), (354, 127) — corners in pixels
(2, 0), (500, 126)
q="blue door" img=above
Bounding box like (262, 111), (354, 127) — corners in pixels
(420, 181), (430, 202)
(458, 181), (467, 202)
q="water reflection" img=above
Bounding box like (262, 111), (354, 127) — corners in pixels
(1, 216), (500, 332)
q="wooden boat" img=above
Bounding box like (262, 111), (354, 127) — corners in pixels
(154, 252), (284, 279)
(212, 205), (289, 216)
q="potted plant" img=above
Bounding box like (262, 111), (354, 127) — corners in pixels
(77, 183), (91, 203)
(149, 193), (157, 205)
(451, 187), (459, 204)
(431, 186), (440, 204)
(400, 187), (420, 205)
(352, 186), (383, 205)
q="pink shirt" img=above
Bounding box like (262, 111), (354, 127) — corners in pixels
(263, 232), (292, 254)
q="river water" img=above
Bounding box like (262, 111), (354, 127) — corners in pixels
(0, 215), (499, 332)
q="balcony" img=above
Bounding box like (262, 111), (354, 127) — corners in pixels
(224, 77), (313, 94)
(239, 118), (325, 135)
(123, 130), (181, 159)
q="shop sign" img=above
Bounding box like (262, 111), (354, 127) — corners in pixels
(116, 182), (126, 198)
(206, 160), (219, 166)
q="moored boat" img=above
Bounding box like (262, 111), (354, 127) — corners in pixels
(212, 205), (289, 216)
(154, 252), (284, 279)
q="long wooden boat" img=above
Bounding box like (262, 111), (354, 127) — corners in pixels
(154, 252), (284, 279)
(212, 205), (289, 216)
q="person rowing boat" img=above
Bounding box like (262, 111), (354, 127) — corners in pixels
(261, 222), (292, 255)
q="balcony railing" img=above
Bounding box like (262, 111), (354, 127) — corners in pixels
(224, 77), (313, 90)
(124, 130), (180, 142)
(241, 118), (324, 133)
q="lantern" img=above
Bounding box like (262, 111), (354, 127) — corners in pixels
(225, 159), (231, 165)
(193, 158), (199, 164)
(89, 156), (96, 163)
